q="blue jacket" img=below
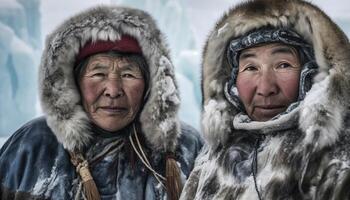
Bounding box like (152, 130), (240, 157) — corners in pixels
(0, 117), (202, 199)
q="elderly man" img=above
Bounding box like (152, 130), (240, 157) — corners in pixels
(0, 6), (202, 200)
(180, 0), (350, 199)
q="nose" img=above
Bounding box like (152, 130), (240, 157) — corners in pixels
(256, 71), (278, 97)
(104, 77), (124, 98)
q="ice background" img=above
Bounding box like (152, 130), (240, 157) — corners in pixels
(1, 0), (350, 147)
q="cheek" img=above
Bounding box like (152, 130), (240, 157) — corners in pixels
(80, 80), (101, 107)
(278, 73), (300, 101)
(125, 80), (145, 108)
(236, 75), (255, 106)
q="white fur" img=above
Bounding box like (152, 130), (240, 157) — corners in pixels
(202, 100), (231, 148)
(300, 76), (344, 150)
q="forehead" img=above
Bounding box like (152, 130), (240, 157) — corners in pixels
(87, 53), (132, 65)
(83, 53), (142, 72)
(239, 43), (298, 58)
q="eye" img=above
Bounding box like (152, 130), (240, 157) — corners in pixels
(121, 73), (136, 78)
(277, 62), (292, 69)
(241, 65), (258, 72)
(91, 72), (106, 78)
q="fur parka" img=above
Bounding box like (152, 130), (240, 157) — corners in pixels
(0, 6), (203, 200)
(180, 0), (350, 199)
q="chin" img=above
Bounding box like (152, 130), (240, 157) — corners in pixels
(93, 116), (132, 132)
(104, 124), (126, 132)
(95, 121), (127, 132)
(252, 114), (279, 122)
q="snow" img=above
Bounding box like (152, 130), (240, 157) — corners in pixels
(32, 158), (60, 197)
(0, 0), (40, 136)
(202, 100), (228, 136)
(0, 22), (14, 53)
(0, 137), (8, 148)
(217, 23), (229, 37)
(177, 73), (200, 128)
(161, 76), (179, 105)
(0, 0), (22, 9)
(176, 50), (202, 104)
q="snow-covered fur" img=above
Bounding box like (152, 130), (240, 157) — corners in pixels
(180, 0), (350, 199)
(0, 6), (204, 200)
(39, 6), (180, 153)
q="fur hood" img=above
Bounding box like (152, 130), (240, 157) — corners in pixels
(201, 0), (350, 150)
(179, 1), (350, 199)
(39, 6), (181, 153)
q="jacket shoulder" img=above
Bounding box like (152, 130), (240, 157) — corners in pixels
(0, 117), (57, 155)
(0, 117), (70, 194)
(176, 122), (204, 177)
(179, 122), (203, 146)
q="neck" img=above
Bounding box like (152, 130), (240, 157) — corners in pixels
(91, 123), (133, 138)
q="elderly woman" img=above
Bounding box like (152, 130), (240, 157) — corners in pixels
(0, 6), (202, 200)
(180, 0), (350, 199)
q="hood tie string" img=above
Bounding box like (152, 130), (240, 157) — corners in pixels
(128, 124), (166, 186)
(129, 123), (182, 200)
(69, 152), (101, 200)
(252, 137), (263, 200)
(69, 138), (124, 200)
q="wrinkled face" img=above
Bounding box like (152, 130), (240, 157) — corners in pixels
(79, 54), (145, 132)
(236, 43), (301, 121)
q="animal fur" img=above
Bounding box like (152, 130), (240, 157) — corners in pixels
(39, 6), (181, 153)
(181, 0), (350, 199)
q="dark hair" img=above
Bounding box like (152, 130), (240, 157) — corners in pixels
(74, 51), (150, 98)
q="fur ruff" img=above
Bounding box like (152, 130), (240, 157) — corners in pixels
(181, 0), (350, 199)
(39, 6), (181, 153)
(201, 0), (350, 151)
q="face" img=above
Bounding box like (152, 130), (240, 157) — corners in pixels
(236, 43), (301, 121)
(79, 54), (145, 132)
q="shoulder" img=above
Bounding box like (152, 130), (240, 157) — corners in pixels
(0, 116), (58, 155)
(179, 122), (203, 147)
(0, 116), (64, 164)
(178, 122), (204, 158)
(176, 122), (204, 176)
(0, 117), (71, 192)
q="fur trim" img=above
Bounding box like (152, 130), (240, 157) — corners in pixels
(181, 1), (350, 199)
(201, 0), (350, 150)
(39, 6), (180, 152)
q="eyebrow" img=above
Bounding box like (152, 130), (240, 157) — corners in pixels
(239, 46), (297, 61)
(89, 64), (109, 71)
(117, 63), (140, 71)
(271, 46), (297, 56)
(239, 51), (256, 60)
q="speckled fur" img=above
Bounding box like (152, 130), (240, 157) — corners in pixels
(181, 0), (350, 199)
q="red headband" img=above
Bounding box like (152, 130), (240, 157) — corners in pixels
(76, 35), (142, 64)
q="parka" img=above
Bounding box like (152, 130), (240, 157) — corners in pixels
(180, 0), (350, 199)
(0, 6), (203, 200)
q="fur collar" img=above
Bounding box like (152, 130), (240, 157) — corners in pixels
(201, 0), (350, 151)
(39, 6), (180, 153)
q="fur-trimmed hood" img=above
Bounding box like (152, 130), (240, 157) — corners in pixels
(180, 1), (350, 199)
(39, 6), (181, 153)
(201, 0), (350, 150)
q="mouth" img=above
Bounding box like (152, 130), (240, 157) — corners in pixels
(99, 106), (128, 114)
(255, 105), (286, 110)
(253, 105), (286, 120)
